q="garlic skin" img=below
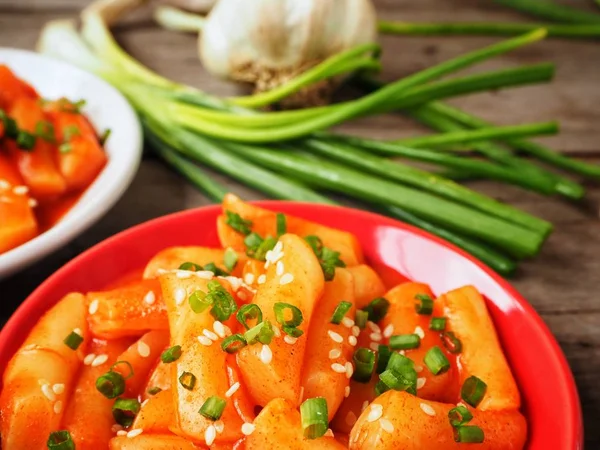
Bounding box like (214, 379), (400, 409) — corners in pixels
(200, 0), (378, 84)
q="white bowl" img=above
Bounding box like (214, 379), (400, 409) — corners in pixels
(0, 48), (142, 279)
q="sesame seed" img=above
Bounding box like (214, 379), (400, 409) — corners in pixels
(399, 350), (406, 356)
(420, 403), (436, 416)
(244, 273), (255, 285)
(331, 363), (346, 374)
(52, 384), (65, 395)
(260, 345), (272, 364)
(111, 424), (123, 433)
(141, 399), (149, 408)
(367, 321), (381, 333)
(324, 429), (334, 437)
(284, 335), (297, 345)
(73, 328), (82, 335)
(369, 342), (379, 352)
(137, 341), (151, 358)
(383, 324), (394, 338)
(205, 425), (216, 445)
(273, 326), (281, 338)
(224, 276), (242, 291)
(176, 270), (192, 279)
(257, 274), (267, 285)
(127, 429), (143, 438)
(0, 179), (9, 190)
(328, 330), (343, 343)
(345, 362), (354, 379)
(348, 336), (357, 347)
(342, 317), (355, 328)
(273, 241), (283, 254)
(83, 353), (96, 365)
(415, 365), (423, 373)
(13, 185), (28, 195)
(174, 288), (186, 305)
(345, 411), (357, 426)
(198, 336), (213, 346)
(329, 349), (341, 359)
(28, 198), (38, 208)
(417, 377), (426, 389)
(276, 261), (284, 276)
(214, 420), (225, 433)
(241, 423), (255, 436)
(213, 321), (229, 338)
(367, 404), (383, 422)
(117, 430), (127, 436)
(279, 273), (294, 285)
(203, 329), (219, 341)
(369, 332), (382, 342)
(225, 382), (240, 398)
(351, 326), (360, 337)
(380, 418), (394, 433)
(143, 291), (156, 305)
(88, 300), (99, 315)
(344, 386), (351, 398)
(195, 271), (214, 280)
(361, 400), (369, 412)
(91, 354), (108, 367)
(414, 326), (425, 339)
(41, 384), (56, 401)
(237, 291), (248, 301)
(53, 401), (63, 414)
(156, 268), (167, 275)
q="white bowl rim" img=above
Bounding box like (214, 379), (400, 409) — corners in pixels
(0, 48), (142, 279)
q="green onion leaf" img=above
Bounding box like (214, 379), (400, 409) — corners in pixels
(379, 353), (418, 395)
(96, 371), (125, 399)
(63, 331), (83, 350)
(276, 213), (287, 236)
(112, 398), (141, 427)
(304, 235), (324, 257)
(461, 376), (487, 407)
(244, 320), (275, 345)
(415, 293), (434, 315)
(282, 325), (304, 338)
(179, 371), (197, 391)
(355, 310), (369, 329)
(429, 317), (447, 331)
(35, 120), (55, 142)
(225, 210), (252, 235)
(376, 345), (392, 374)
(362, 297), (390, 323)
(99, 128), (111, 146)
(147, 386), (162, 396)
(304, 236), (344, 281)
(16, 130), (36, 150)
(424, 346), (451, 375)
(189, 290), (213, 314)
(161, 345), (182, 363)
(374, 380), (390, 396)
(389, 333), (421, 350)
(202, 262), (229, 276)
(236, 304), (263, 330)
(244, 232), (263, 254)
(199, 396), (227, 421)
(47, 430), (75, 450)
(221, 334), (248, 353)
(454, 425), (485, 443)
(352, 348), (376, 383)
(448, 405), (473, 428)
(0, 110), (18, 138)
(224, 247), (239, 272)
(208, 282), (238, 321)
(252, 236), (277, 261)
(111, 361), (135, 380)
(330, 301), (353, 324)
(179, 261), (203, 271)
(441, 331), (463, 354)
(300, 397), (329, 439)
(273, 302), (304, 328)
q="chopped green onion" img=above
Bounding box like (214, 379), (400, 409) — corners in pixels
(208, 282), (238, 321)
(355, 310), (369, 329)
(99, 128), (111, 146)
(362, 297), (390, 322)
(161, 345), (182, 363)
(35, 120), (55, 142)
(448, 405), (473, 427)
(376, 345), (392, 374)
(374, 380), (390, 396)
(244, 320), (275, 345)
(442, 331), (463, 354)
(386, 352), (414, 372)
(63, 125), (80, 141)
(454, 425), (485, 443)
(352, 348), (376, 383)
(221, 334), (248, 353)
(47, 430), (75, 450)
(179, 261), (203, 271)
(461, 376), (488, 407)
(147, 386), (162, 396)
(179, 371), (197, 390)
(237, 304), (263, 330)
(225, 210), (252, 235)
(379, 368), (417, 395)
(16, 130), (36, 150)
(304, 235), (324, 257)
(276, 213), (287, 236)
(223, 247), (238, 272)
(96, 371), (125, 399)
(58, 143), (72, 153)
(63, 331), (84, 350)
(244, 232), (263, 253)
(111, 360), (135, 379)
(199, 395), (226, 421)
(415, 293), (434, 315)
(424, 346), (451, 375)
(389, 333), (421, 350)
(0, 110), (18, 138)
(429, 317), (447, 331)
(320, 247), (345, 281)
(253, 236), (277, 261)
(282, 325), (304, 338)
(112, 398), (141, 427)
(330, 301), (352, 324)
(189, 290), (213, 314)
(273, 302), (304, 328)
(300, 397), (329, 439)
(203, 262), (229, 276)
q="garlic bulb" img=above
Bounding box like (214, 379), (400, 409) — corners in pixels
(200, 0), (378, 100)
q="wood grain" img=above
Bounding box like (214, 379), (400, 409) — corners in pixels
(1, 0), (600, 446)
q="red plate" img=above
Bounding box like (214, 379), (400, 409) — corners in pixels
(0, 202), (583, 449)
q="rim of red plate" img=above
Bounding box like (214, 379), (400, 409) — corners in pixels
(0, 201), (583, 448)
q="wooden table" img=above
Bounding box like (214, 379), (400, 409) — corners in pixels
(1, 0), (599, 446)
